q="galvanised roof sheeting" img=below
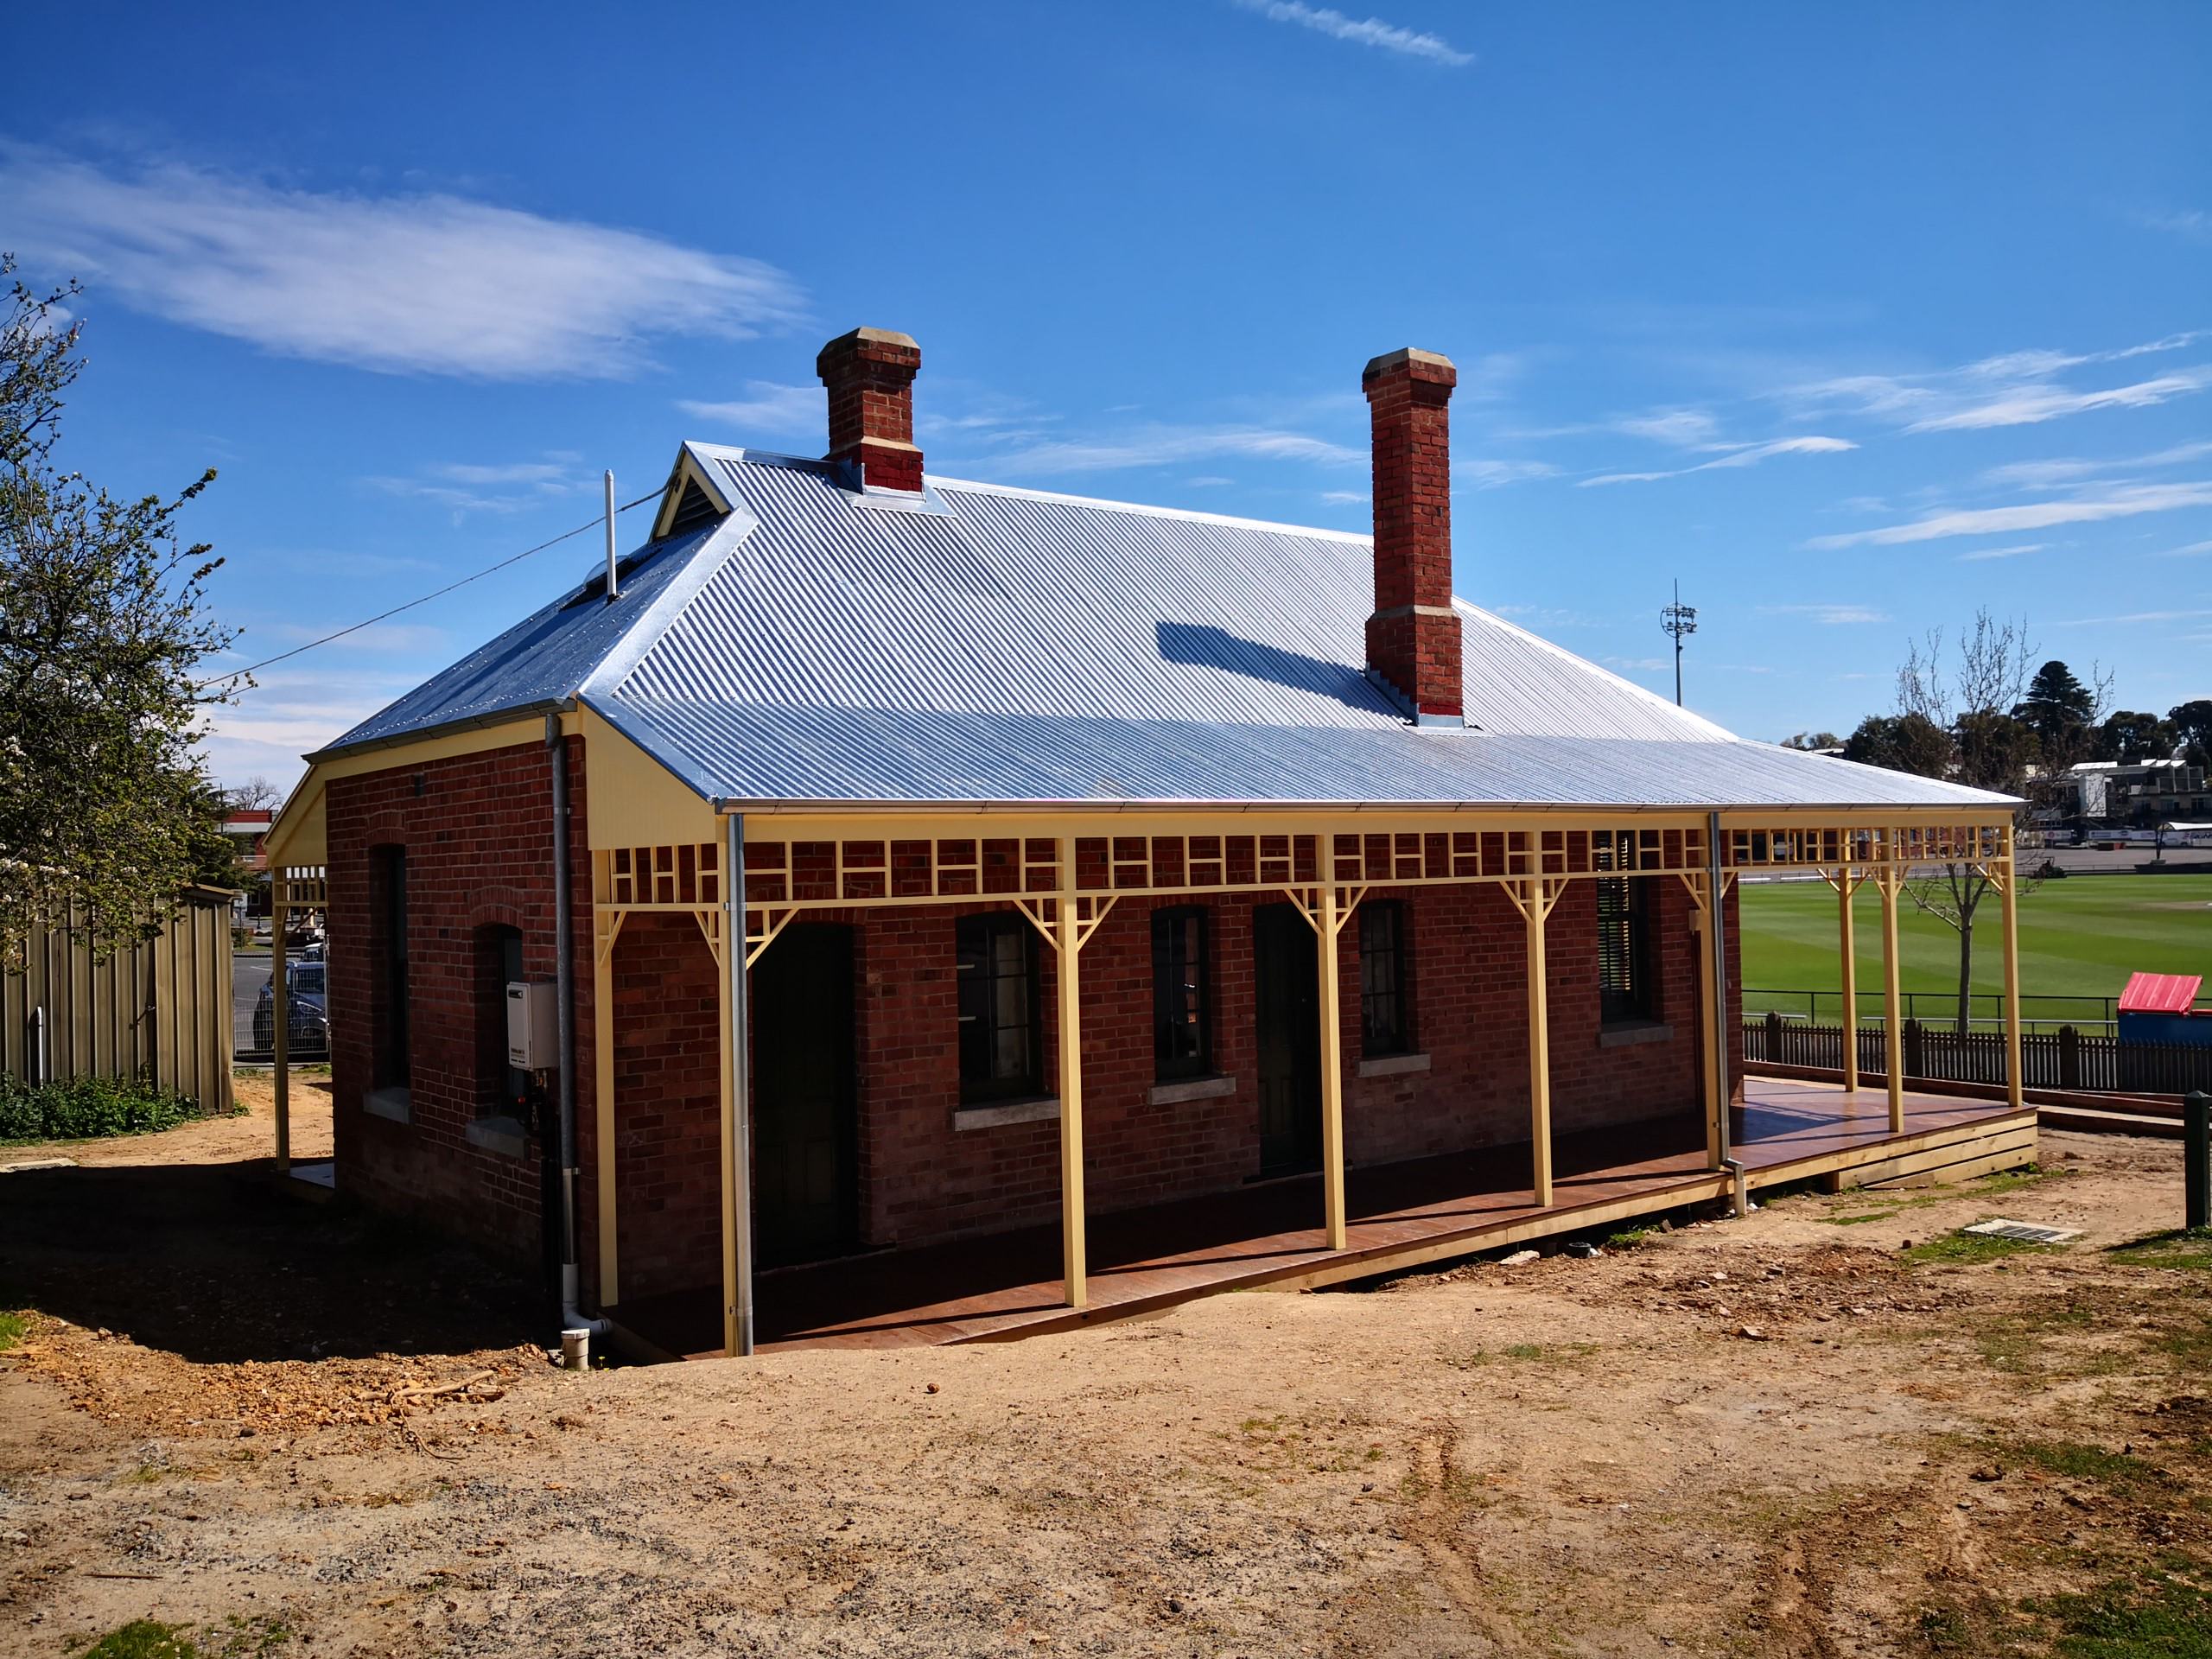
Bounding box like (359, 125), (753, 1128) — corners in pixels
(320, 445), (2013, 811)
(319, 523), (721, 755)
(606, 697), (2009, 810)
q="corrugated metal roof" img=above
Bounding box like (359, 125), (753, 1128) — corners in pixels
(322, 443), (2015, 812)
(2119, 972), (2203, 1015)
(315, 521), (728, 756)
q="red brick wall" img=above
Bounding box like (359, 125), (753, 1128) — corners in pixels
(606, 912), (722, 1302)
(325, 734), (591, 1276)
(325, 740), (1746, 1307)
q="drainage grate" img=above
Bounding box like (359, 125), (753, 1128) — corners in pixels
(1961, 1219), (2082, 1245)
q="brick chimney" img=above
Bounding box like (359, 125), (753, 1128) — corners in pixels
(1362, 347), (1463, 721)
(817, 327), (925, 493)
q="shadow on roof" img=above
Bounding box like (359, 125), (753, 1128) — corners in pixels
(1155, 620), (1389, 717)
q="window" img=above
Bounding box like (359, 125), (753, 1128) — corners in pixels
(1595, 878), (1654, 1024)
(957, 913), (1040, 1101)
(371, 847), (411, 1090)
(1360, 900), (1414, 1056)
(1151, 907), (1213, 1080)
(476, 925), (526, 1116)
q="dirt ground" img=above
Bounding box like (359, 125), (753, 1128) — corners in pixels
(3, 1082), (2210, 1656)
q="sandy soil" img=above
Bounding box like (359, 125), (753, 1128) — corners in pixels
(3, 1088), (2209, 1656)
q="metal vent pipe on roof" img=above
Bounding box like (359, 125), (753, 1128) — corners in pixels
(603, 472), (620, 601)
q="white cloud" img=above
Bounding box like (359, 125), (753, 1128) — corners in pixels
(1614, 409), (1720, 445)
(1318, 488), (1367, 504)
(2138, 209), (2210, 245)
(1955, 543), (2044, 562)
(365, 452), (587, 515)
(2058, 608), (2212, 626)
(1778, 331), (2212, 435)
(2158, 539), (2212, 558)
(1601, 655), (1669, 672)
(1456, 457), (1560, 487)
(1758, 603), (1889, 626)
(1980, 438), (2212, 490)
(677, 381), (824, 436)
(1230, 0), (1473, 66)
(1186, 475), (1236, 488)
(977, 423), (1363, 477)
(1807, 481), (2212, 548)
(1908, 369), (2212, 432)
(1580, 435), (1853, 486)
(0, 143), (807, 378)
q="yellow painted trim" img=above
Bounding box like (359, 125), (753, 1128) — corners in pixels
(577, 706), (716, 850)
(1999, 830), (2024, 1112)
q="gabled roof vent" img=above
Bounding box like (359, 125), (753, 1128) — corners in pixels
(651, 444), (735, 539)
(664, 476), (724, 537)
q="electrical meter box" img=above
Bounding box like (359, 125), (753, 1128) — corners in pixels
(505, 981), (559, 1071)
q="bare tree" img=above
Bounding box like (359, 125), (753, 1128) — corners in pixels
(1893, 611), (2040, 1035)
(229, 774), (283, 811)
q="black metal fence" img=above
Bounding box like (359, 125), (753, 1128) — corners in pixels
(1743, 1012), (2212, 1096)
(1744, 986), (2212, 1033)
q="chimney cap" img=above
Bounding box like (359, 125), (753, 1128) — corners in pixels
(1362, 346), (1457, 386)
(817, 327), (920, 374)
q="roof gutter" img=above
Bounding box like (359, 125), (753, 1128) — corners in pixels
(707, 795), (2022, 817)
(303, 698), (573, 767)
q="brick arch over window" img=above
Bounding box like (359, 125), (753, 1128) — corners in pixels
(466, 897), (529, 935)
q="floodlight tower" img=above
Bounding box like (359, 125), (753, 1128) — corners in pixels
(1660, 579), (1698, 707)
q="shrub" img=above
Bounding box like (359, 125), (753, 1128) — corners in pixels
(0, 1073), (200, 1143)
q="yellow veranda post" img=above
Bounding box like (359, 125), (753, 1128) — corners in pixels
(1317, 885), (1348, 1251)
(1524, 880), (1554, 1208)
(1879, 871), (1904, 1133)
(1055, 836), (1088, 1310)
(1838, 872), (1859, 1093)
(271, 874), (289, 1175)
(2000, 830), (2024, 1111)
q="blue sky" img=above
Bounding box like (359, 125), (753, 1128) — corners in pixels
(5, 2), (2208, 787)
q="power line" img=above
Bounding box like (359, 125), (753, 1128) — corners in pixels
(204, 488), (662, 689)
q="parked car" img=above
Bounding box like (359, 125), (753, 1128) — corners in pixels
(254, 959), (329, 1054)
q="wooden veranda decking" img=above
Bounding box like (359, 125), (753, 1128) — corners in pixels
(608, 1076), (2033, 1359)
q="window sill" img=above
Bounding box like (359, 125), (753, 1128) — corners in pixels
(466, 1115), (529, 1159)
(1147, 1074), (1236, 1107)
(363, 1086), (413, 1124)
(1357, 1052), (1432, 1079)
(954, 1096), (1061, 1131)
(1599, 1020), (1674, 1049)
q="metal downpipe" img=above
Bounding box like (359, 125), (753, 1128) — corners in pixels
(549, 714), (609, 1342)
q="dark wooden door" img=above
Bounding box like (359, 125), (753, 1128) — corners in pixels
(1254, 903), (1321, 1177)
(751, 924), (857, 1268)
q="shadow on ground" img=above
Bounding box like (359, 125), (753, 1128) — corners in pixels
(0, 1158), (540, 1365)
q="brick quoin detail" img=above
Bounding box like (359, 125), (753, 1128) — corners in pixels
(1363, 346), (1464, 718)
(817, 327), (925, 493)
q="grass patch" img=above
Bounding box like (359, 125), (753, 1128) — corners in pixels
(1902, 1225), (2064, 1268)
(2114, 1230), (2212, 1274)
(76, 1624), (202, 1659)
(1818, 1166), (2066, 1228)
(2012, 1439), (2166, 1493)
(2026, 1559), (2212, 1657)
(1602, 1226), (1654, 1249)
(0, 1308), (26, 1352)
(0, 1074), (211, 1145)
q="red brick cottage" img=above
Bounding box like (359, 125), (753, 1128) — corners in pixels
(264, 329), (2028, 1358)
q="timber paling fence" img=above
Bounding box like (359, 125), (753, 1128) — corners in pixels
(1742, 1012), (2212, 1096)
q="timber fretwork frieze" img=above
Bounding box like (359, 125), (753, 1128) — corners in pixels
(574, 814), (2014, 917)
